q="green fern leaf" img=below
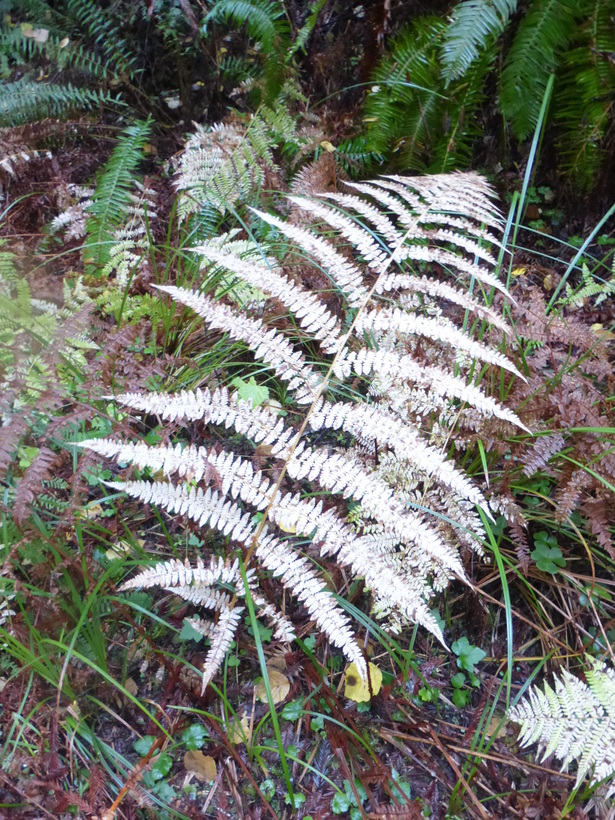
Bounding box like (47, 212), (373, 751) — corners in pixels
(85, 119), (152, 274)
(500, 0), (579, 140)
(441, 0), (516, 84)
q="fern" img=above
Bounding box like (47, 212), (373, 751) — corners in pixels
(64, 0), (137, 79)
(341, 18), (493, 173)
(0, 80), (115, 127)
(510, 658), (615, 797)
(174, 104), (309, 234)
(500, 0), (579, 140)
(441, 0), (516, 84)
(81, 170), (526, 690)
(204, 0), (291, 100)
(554, 0), (615, 189)
(84, 119), (152, 274)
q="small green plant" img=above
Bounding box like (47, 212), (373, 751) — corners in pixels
(531, 531), (566, 575)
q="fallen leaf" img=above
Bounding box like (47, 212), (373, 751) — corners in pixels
(21, 24), (49, 43)
(226, 714), (252, 745)
(511, 267), (526, 278)
(255, 667), (290, 704)
(184, 750), (217, 782)
(320, 140), (336, 153)
(124, 677), (138, 697)
(344, 661), (382, 702)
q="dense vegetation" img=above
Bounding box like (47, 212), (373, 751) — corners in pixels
(0, 1), (614, 817)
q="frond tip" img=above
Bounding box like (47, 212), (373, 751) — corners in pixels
(509, 658), (615, 796)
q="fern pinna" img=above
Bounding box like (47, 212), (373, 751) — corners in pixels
(80, 171), (527, 691)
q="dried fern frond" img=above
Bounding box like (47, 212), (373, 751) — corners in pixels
(82, 170), (527, 690)
(509, 658), (615, 796)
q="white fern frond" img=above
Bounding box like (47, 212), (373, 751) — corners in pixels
(336, 348), (529, 431)
(193, 246), (342, 352)
(250, 592), (296, 643)
(85, 168), (529, 691)
(287, 195), (390, 273)
(119, 555), (245, 592)
(375, 273), (512, 335)
(318, 192), (406, 249)
(509, 659), (615, 796)
(255, 533), (367, 681)
(343, 181), (504, 250)
(155, 286), (322, 403)
(106, 480), (256, 543)
(355, 309), (522, 378)
(309, 400), (489, 511)
(251, 207), (369, 307)
(201, 606), (244, 692)
(384, 173), (503, 230)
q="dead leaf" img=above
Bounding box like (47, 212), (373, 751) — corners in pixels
(21, 24), (49, 43)
(184, 750), (217, 782)
(227, 714), (252, 745)
(344, 661), (382, 702)
(255, 667), (290, 704)
(124, 677), (138, 697)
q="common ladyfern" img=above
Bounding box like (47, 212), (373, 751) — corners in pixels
(80, 169), (527, 690)
(510, 658), (615, 797)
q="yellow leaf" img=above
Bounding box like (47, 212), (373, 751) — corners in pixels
(510, 267), (526, 278)
(227, 714), (252, 745)
(59, 37), (70, 48)
(184, 750), (217, 782)
(344, 661), (382, 702)
(255, 667), (290, 704)
(320, 140), (336, 153)
(591, 323), (615, 341)
(543, 273), (554, 291)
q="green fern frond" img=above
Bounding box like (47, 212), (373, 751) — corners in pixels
(85, 119), (152, 274)
(205, 0), (290, 99)
(0, 29), (111, 80)
(500, 0), (579, 140)
(510, 658), (615, 796)
(555, 0), (615, 189)
(0, 79), (115, 126)
(356, 17), (491, 173)
(65, 0), (137, 78)
(441, 0), (516, 84)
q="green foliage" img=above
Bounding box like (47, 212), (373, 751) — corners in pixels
(441, 0), (516, 84)
(0, 5), (127, 125)
(554, 0), (615, 188)
(339, 17), (493, 173)
(531, 531), (565, 574)
(355, 0), (614, 188)
(0, 79), (115, 126)
(451, 637), (486, 675)
(500, 0), (578, 140)
(64, 0), (137, 78)
(84, 119), (152, 274)
(204, 0), (291, 100)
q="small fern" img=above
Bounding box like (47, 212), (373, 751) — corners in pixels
(80, 169), (527, 690)
(510, 658), (615, 797)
